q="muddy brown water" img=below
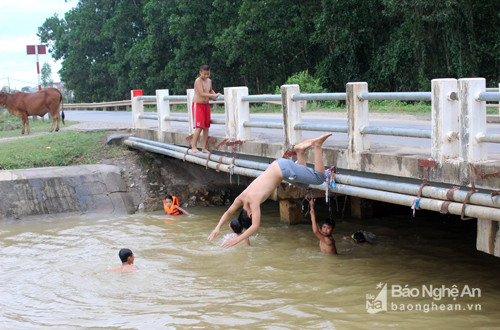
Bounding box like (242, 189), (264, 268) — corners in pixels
(1, 202), (499, 328)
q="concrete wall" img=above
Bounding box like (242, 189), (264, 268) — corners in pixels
(0, 165), (135, 221)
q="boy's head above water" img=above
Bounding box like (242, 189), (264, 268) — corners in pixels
(164, 195), (176, 207)
(119, 248), (134, 264)
(230, 218), (243, 234)
(352, 231), (366, 243)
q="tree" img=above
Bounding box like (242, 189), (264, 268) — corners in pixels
(38, 0), (499, 101)
(41, 63), (54, 88)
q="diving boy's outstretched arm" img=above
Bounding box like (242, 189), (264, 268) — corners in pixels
(208, 198), (243, 240)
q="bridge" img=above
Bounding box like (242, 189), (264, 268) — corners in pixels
(123, 78), (500, 257)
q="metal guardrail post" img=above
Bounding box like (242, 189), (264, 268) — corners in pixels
(131, 90), (145, 130)
(347, 82), (369, 163)
(431, 79), (459, 162)
(157, 89), (170, 139)
(224, 87), (250, 140)
(187, 89), (194, 135)
(281, 84), (302, 147)
(458, 78), (487, 162)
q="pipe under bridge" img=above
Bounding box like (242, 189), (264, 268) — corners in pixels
(125, 78), (500, 258)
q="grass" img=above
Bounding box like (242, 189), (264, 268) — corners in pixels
(0, 130), (130, 170)
(0, 111), (78, 138)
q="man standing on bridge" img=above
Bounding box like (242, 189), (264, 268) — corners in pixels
(208, 133), (332, 247)
(191, 64), (221, 153)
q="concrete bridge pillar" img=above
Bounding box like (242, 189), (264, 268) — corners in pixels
(187, 89), (195, 135)
(431, 79), (459, 162)
(477, 219), (500, 257)
(156, 89), (170, 141)
(131, 90), (145, 130)
(224, 87), (250, 140)
(458, 78), (487, 162)
(346, 82), (369, 169)
(281, 84), (303, 148)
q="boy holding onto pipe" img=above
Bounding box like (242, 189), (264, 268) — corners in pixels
(208, 133), (332, 247)
(309, 199), (337, 254)
(191, 64), (221, 153)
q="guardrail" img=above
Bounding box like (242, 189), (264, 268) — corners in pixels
(131, 78), (500, 164)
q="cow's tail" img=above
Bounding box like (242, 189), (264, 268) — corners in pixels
(59, 93), (65, 125)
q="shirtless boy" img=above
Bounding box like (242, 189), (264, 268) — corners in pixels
(110, 248), (138, 273)
(309, 199), (337, 254)
(191, 64), (221, 153)
(208, 133), (332, 247)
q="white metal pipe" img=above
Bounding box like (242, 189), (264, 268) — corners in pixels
(163, 115), (189, 122)
(243, 121), (283, 129)
(294, 123), (347, 133)
(241, 95), (282, 102)
(334, 173), (500, 209)
(361, 126), (432, 138)
(124, 139), (264, 178)
(137, 96), (157, 101)
(359, 92), (432, 101)
(128, 137), (270, 171)
(314, 183), (500, 221)
(292, 93), (346, 101)
(138, 114), (158, 120)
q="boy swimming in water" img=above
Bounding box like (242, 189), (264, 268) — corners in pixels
(222, 218), (250, 246)
(110, 248), (138, 273)
(163, 195), (189, 216)
(309, 199), (337, 254)
(343, 231), (375, 244)
(208, 133), (332, 247)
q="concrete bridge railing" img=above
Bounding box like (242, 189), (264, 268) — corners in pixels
(131, 78), (500, 165)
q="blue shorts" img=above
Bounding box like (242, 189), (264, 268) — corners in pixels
(276, 159), (327, 188)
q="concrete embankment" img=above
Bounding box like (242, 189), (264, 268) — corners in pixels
(0, 164), (135, 221)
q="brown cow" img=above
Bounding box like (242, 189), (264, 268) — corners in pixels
(0, 88), (65, 134)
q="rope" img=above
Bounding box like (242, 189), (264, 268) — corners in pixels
(301, 188), (314, 217)
(325, 166), (337, 205)
(460, 164), (500, 220)
(412, 159), (436, 218)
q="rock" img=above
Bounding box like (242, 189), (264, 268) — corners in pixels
(106, 133), (130, 146)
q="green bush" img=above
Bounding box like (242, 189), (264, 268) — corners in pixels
(276, 71), (339, 109)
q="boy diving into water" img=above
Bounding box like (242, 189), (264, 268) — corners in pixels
(208, 133), (332, 247)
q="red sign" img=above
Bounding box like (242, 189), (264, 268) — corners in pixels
(132, 90), (143, 97)
(26, 45), (47, 55)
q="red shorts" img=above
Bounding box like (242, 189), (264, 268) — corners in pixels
(192, 102), (211, 128)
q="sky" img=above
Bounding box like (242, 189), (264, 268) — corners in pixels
(0, 0), (77, 91)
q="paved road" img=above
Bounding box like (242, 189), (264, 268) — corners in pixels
(64, 110), (500, 155)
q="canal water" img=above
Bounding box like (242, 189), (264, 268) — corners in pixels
(1, 202), (499, 329)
